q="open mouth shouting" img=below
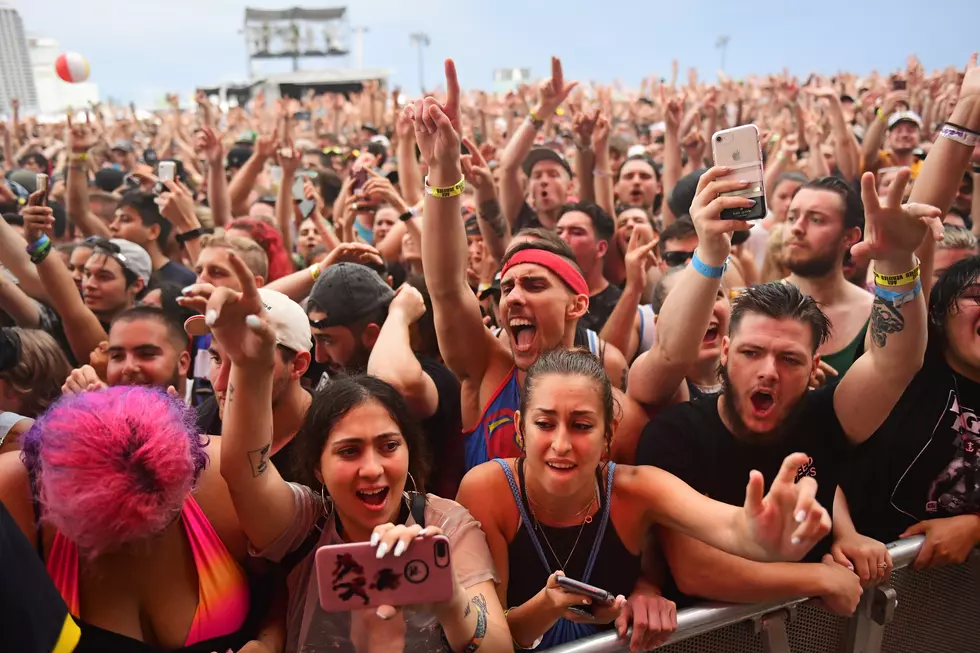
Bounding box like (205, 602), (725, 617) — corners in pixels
(510, 318), (538, 353)
(702, 322), (720, 346)
(356, 486), (390, 512)
(749, 388), (776, 419)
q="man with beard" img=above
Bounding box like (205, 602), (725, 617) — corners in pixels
(783, 176), (873, 376)
(861, 97), (924, 179)
(306, 262), (464, 496)
(614, 156), (661, 214)
(635, 163), (941, 608)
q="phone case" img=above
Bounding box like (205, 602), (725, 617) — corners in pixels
(711, 125), (767, 220)
(315, 535), (454, 612)
(555, 576), (615, 605)
(158, 162), (176, 183)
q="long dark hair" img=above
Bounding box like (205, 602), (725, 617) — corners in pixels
(292, 375), (430, 495)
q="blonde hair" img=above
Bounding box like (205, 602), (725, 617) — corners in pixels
(940, 226), (978, 252)
(198, 234), (269, 281)
(0, 328), (72, 418)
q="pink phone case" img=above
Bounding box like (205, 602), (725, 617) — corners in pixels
(711, 124), (767, 220)
(315, 535), (454, 612)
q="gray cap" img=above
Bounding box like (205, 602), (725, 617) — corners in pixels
(95, 238), (152, 285)
(111, 139), (134, 153)
(308, 262), (393, 328)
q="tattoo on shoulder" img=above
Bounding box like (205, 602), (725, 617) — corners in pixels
(247, 443), (272, 477)
(870, 295), (905, 348)
(478, 198), (506, 240)
(462, 593), (488, 653)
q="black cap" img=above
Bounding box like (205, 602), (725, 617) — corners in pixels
(226, 146), (252, 170)
(308, 262), (394, 327)
(522, 146), (572, 177)
(93, 167), (125, 193)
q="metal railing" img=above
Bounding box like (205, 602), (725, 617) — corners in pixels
(551, 535), (980, 653)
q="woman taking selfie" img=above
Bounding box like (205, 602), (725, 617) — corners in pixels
(457, 348), (832, 649)
(202, 251), (510, 653)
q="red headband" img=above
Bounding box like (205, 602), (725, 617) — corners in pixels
(501, 249), (589, 296)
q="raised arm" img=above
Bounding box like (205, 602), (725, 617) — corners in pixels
(196, 126), (232, 228)
(659, 91), (686, 228)
(65, 113), (111, 238)
(461, 137), (509, 262)
(229, 128), (278, 216)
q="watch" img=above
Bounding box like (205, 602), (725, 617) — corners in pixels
(176, 228), (203, 245)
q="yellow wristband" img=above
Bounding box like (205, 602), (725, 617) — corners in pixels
(309, 264), (321, 282)
(70, 153), (89, 161)
(874, 265), (920, 287)
(424, 176), (465, 198)
(876, 108), (887, 123)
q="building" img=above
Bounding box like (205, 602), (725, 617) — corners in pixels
(493, 68), (532, 94)
(0, 1), (38, 114)
(28, 35), (99, 116)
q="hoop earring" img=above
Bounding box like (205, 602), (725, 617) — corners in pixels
(320, 484), (327, 505)
(406, 471), (419, 495)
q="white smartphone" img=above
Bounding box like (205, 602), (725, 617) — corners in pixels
(158, 160), (176, 184)
(710, 125), (767, 220)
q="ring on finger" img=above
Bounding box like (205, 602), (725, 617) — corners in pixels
(876, 562), (889, 569)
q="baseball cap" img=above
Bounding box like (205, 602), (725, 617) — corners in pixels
(93, 167), (125, 193)
(88, 238), (152, 285)
(7, 169), (38, 194)
(111, 140), (134, 153)
(887, 111), (923, 130)
(308, 262), (394, 328)
(227, 146), (252, 170)
(522, 146), (572, 177)
(183, 288), (312, 354)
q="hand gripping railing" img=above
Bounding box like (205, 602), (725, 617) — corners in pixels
(548, 536), (929, 653)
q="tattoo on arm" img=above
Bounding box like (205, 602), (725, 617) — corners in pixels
(620, 367), (628, 392)
(870, 296), (905, 348)
(461, 593), (488, 653)
(247, 443), (271, 477)
(478, 198), (506, 240)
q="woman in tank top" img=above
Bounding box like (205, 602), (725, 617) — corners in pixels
(458, 348), (834, 649)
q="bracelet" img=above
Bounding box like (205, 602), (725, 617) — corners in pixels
(29, 240), (52, 265)
(309, 264), (321, 282)
(691, 249), (728, 279)
(876, 108), (887, 123)
(70, 153), (89, 162)
(939, 123), (980, 148)
(398, 210), (414, 222)
(27, 234), (50, 253)
(175, 227), (203, 245)
(946, 121), (980, 137)
(873, 264), (920, 287)
(527, 112), (545, 131)
(874, 279), (922, 308)
(592, 168), (611, 178)
(424, 176), (466, 199)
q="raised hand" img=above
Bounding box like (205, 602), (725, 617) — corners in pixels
(851, 169), (943, 264)
(536, 56), (578, 117)
(460, 137), (495, 194)
(743, 452), (832, 561)
(66, 111), (98, 154)
(571, 106), (600, 150)
(277, 141), (302, 177)
(407, 59), (461, 180)
(21, 197), (54, 243)
(156, 180), (199, 232)
(321, 242), (384, 269)
(388, 283), (427, 325)
(62, 364), (108, 396)
(194, 126), (224, 167)
(624, 227), (659, 290)
(255, 126), (280, 160)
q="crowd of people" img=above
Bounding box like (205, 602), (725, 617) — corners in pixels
(1, 50), (979, 653)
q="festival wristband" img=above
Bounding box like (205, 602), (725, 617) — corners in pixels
(70, 153), (89, 162)
(873, 264), (920, 287)
(876, 108), (887, 123)
(29, 240), (52, 265)
(939, 123), (980, 148)
(874, 279), (922, 308)
(424, 176), (465, 199)
(309, 264), (321, 282)
(691, 249), (728, 279)
(27, 234), (50, 253)
(528, 111), (545, 130)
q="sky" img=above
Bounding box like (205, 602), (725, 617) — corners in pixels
(13, 0), (980, 109)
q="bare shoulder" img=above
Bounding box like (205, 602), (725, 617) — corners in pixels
(0, 450), (34, 539)
(456, 460), (515, 524)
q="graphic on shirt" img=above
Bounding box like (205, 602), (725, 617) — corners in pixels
(486, 407), (521, 455)
(892, 390), (980, 520)
(795, 456), (817, 483)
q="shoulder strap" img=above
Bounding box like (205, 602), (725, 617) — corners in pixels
(581, 462), (616, 583)
(492, 458), (553, 574)
(280, 512), (327, 575)
(410, 492), (426, 528)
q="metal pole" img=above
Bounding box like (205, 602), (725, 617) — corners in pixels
(410, 33), (429, 95)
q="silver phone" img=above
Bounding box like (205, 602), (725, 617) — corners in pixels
(158, 161), (176, 183)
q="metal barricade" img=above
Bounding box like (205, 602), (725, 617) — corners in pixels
(550, 536), (980, 653)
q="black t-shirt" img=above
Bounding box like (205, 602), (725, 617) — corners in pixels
(635, 387), (850, 606)
(844, 351), (980, 543)
(416, 355), (464, 499)
(514, 201), (543, 233)
(581, 284), (622, 333)
(157, 260), (197, 287)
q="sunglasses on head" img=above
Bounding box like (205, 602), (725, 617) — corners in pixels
(662, 250), (695, 268)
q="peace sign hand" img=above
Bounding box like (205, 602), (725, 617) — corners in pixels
(536, 57), (579, 117)
(851, 169), (943, 264)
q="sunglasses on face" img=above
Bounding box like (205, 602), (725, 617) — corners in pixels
(662, 250), (695, 268)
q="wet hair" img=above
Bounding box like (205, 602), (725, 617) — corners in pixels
(120, 191), (173, 247)
(558, 202), (615, 242)
(730, 283), (831, 353)
(21, 386), (207, 556)
(928, 255), (980, 351)
(228, 218), (292, 281)
(112, 305), (189, 353)
(520, 348), (615, 446)
(658, 216), (698, 256)
(793, 176), (865, 232)
(199, 233), (269, 281)
(938, 225), (978, 252)
(291, 375), (429, 495)
(0, 328), (71, 418)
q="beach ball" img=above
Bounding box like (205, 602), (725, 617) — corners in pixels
(55, 52), (90, 83)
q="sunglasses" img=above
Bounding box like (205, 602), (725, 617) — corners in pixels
(662, 250), (695, 268)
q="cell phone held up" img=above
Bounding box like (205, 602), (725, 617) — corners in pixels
(711, 125), (767, 221)
(31, 174), (49, 207)
(315, 535), (454, 612)
(555, 576), (616, 606)
(155, 160), (176, 195)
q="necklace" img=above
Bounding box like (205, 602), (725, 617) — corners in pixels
(527, 479), (599, 572)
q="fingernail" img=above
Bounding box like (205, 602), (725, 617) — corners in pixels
(375, 542), (388, 558)
(747, 199), (756, 205)
(418, 527), (429, 537)
(181, 285), (193, 294)
(795, 510), (807, 523)
(370, 531), (381, 547)
(245, 314), (261, 329)
(376, 608), (388, 620)
(582, 599), (590, 604)
(791, 536), (801, 545)
(205, 309), (217, 326)
(394, 540), (407, 557)
(847, 564), (854, 571)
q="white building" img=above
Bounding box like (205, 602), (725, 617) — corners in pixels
(0, 1), (38, 114)
(28, 35), (99, 116)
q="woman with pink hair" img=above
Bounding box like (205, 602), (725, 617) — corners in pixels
(0, 385), (279, 652)
(227, 217), (294, 282)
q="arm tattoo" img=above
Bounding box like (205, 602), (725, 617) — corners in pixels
(870, 296), (905, 348)
(477, 198), (506, 240)
(620, 367), (628, 392)
(247, 443), (271, 477)
(462, 593), (488, 653)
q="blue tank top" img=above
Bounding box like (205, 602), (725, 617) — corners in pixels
(463, 368), (524, 471)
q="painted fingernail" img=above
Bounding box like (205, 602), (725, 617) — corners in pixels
(393, 540), (407, 557)
(370, 531), (381, 547)
(418, 527), (429, 537)
(205, 309), (217, 326)
(847, 564), (854, 571)
(181, 285), (193, 294)
(795, 510), (807, 523)
(246, 314), (261, 329)
(376, 608), (388, 620)
(375, 542), (389, 558)
(791, 536), (801, 545)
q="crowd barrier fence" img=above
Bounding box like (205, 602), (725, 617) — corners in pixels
(550, 535), (980, 653)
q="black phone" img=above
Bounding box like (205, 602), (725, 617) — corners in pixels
(555, 576), (615, 606)
(892, 78), (907, 91)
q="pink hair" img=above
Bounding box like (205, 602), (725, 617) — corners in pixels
(22, 386), (207, 556)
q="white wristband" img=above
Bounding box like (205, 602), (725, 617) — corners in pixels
(939, 123), (980, 148)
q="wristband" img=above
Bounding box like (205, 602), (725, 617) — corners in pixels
(309, 264), (321, 282)
(528, 112), (545, 131)
(874, 279), (922, 308)
(593, 168), (611, 178)
(691, 249), (728, 279)
(398, 210), (414, 222)
(27, 234), (50, 253)
(424, 176), (465, 199)
(876, 108), (887, 123)
(873, 264), (920, 287)
(175, 227), (203, 245)
(70, 153), (89, 162)
(29, 240), (52, 265)
(939, 123), (980, 148)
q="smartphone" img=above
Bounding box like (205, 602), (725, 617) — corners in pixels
(315, 535), (454, 612)
(292, 169), (317, 199)
(555, 576), (615, 606)
(711, 125), (767, 220)
(892, 78), (907, 91)
(351, 166), (369, 195)
(33, 174), (49, 207)
(158, 161), (176, 184)
(299, 199), (317, 219)
(269, 165), (283, 188)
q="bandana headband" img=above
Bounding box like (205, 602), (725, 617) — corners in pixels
(501, 249), (589, 296)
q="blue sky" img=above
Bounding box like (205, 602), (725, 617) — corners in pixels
(17, 0), (980, 108)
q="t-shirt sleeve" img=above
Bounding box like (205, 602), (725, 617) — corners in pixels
(250, 482), (323, 563)
(425, 496), (498, 589)
(634, 404), (707, 493)
(417, 356), (461, 421)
